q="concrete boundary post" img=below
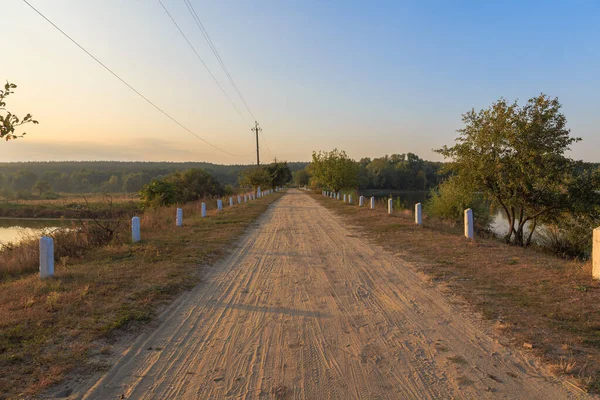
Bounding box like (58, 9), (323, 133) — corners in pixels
(132, 216), (141, 242)
(388, 198), (393, 215)
(201, 202), (207, 217)
(464, 208), (474, 239)
(217, 199), (223, 210)
(176, 208), (183, 226)
(343, 194), (347, 202)
(593, 227), (600, 279)
(359, 196), (364, 207)
(370, 196), (375, 209)
(238, 195), (242, 204)
(415, 203), (422, 225)
(349, 195), (353, 204)
(39, 236), (54, 279)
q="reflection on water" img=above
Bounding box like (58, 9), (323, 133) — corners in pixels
(0, 219), (72, 247)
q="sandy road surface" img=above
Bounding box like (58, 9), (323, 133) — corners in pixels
(78, 190), (584, 399)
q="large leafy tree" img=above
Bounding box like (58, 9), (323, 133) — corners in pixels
(437, 94), (587, 246)
(239, 167), (272, 190)
(1, 82), (38, 141)
(293, 168), (310, 187)
(310, 148), (358, 191)
(265, 160), (292, 189)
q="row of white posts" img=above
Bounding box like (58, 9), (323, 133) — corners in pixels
(321, 191), (475, 240)
(321, 190), (600, 280)
(39, 186), (284, 279)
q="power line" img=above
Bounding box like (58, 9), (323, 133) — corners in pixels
(183, 0), (256, 122)
(21, 0), (251, 158)
(260, 131), (273, 160)
(184, 0), (278, 163)
(184, 0), (280, 163)
(158, 0), (251, 128)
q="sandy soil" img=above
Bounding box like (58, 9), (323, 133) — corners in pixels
(67, 190), (586, 399)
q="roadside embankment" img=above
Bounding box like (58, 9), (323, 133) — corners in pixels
(311, 191), (600, 393)
(0, 190), (283, 398)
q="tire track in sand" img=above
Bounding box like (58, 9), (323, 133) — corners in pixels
(76, 189), (587, 399)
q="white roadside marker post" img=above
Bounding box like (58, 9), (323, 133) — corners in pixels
(415, 203), (422, 225)
(464, 208), (474, 239)
(201, 202), (207, 217)
(370, 196), (375, 209)
(176, 208), (183, 226)
(217, 199), (223, 211)
(359, 196), (364, 207)
(593, 228), (600, 279)
(132, 216), (141, 242)
(39, 236), (54, 279)
(349, 195), (353, 204)
(388, 198), (393, 215)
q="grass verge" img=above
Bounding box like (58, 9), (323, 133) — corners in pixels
(311, 192), (600, 393)
(0, 191), (283, 398)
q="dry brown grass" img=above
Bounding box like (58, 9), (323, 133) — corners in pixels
(312, 192), (600, 393)
(0, 191), (283, 399)
(2, 192), (140, 205)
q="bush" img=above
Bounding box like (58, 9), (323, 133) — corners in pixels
(140, 180), (179, 208)
(139, 168), (225, 209)
(15, 190), (34, 200)
(537, 212), (600, 259)
(425, 176), (492, 231)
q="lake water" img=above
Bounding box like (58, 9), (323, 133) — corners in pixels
(0, 219), (72, 247)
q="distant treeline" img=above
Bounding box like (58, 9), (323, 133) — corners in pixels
(0, 161), (309, 196)
(296, 152), (446, 192)
(357, 153), (444, 191)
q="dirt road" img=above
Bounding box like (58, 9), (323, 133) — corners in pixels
(78, 190), (584, 399)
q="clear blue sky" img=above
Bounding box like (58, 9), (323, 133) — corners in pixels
(2, 0), (599, 163)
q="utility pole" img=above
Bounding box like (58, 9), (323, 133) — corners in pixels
(251, 121), (261, 167)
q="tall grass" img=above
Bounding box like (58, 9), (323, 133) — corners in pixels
(0, 195), (247, 279)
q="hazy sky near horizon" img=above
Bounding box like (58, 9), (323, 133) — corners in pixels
(2, 0), (599, 164)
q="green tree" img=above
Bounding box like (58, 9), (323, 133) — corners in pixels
(123, 172), (151, 193)
(293, 168), (310, 187)
(139, 179), (180, 208)
(12, 170), (38, 191)
(175, 168), (224, 201)
(32, 180), (51, 196)
(239, 167), (271, 190)
(437, 94), (584, 246)
(1, 82), (38, 141)
(265, 160), (292, 189)
(310, 149), (359, 191)
(101, 175), (121, 192)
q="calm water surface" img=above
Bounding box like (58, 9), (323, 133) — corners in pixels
(0, 219), (72, 247)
